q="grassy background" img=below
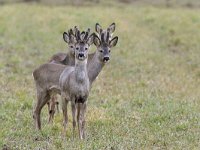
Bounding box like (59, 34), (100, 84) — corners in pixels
(0, 1), (200, 149)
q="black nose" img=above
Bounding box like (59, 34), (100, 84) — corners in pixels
(79, 53), (84, 57)
(103, 56), (110, 62)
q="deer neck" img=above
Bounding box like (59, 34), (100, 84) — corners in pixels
(75, 59), (88, 83)
(68, 52), (75, 65)
(88, 51), (105, 84)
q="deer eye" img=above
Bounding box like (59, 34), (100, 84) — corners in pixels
(70, 46), (74, 48)
(85, 47), (88, 50)
(76, 47), (79, 50)
(109, 50), (111, 53)
(99, 50), (103, 53)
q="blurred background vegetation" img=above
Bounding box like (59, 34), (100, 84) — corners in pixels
(0, 0), (200, 7)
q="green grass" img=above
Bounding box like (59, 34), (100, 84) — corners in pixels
(0, 2), (200, 149)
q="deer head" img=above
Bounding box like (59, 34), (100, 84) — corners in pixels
(93, 31), (118, 63)
(63, 26), (78, 56)
(74, 28), (94, 61)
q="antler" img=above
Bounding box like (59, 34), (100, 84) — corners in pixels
(67, 28), (74, 42)
(73, 28), (93, 43)
(101, 32), (105, 43)
(80, 31), (86, 41)
(76, 30), (81, 42)
(99, 30), (110, 44)
(84, 28), (90, 42)
(106, 31), (110, 43)
(72, 26), (79, 38)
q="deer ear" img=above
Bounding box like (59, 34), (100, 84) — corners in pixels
(109, 36), (118, 48)
(63, 32), (70, 43)
(87, 33), (94, 46)
(108, 23), (116, 33)
(93, 34), (101, 47)
(95, 23), (102, 34)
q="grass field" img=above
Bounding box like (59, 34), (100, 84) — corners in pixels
(0, 2), (200, 149)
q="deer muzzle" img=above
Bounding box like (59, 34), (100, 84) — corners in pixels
(78, 53), (86, 60)
(103, 56), (110, 62)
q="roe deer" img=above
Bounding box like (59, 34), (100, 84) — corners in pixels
(32, 29), (93, 133)
(59, 29), (93, 139)
(88, 26), (118, 84)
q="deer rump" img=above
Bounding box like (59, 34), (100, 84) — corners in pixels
(33, 63), (66, 98)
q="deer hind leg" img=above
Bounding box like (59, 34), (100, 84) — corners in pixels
(48, 95), (57, 123)
(33, 90), (50, 130)
(61, 95), (69, 136)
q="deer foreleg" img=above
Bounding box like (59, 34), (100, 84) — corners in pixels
(61, 95), (68, 136)
(71, 100), (77, 138)
(77, 102), (86, 139)
(81, 102), (87, 139)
